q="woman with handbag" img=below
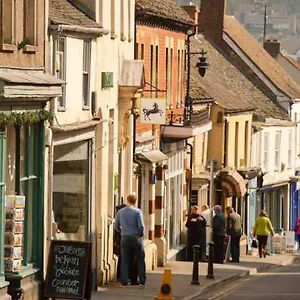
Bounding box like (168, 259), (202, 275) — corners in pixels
(253, 210), (275, 258)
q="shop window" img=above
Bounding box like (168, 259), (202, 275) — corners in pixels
(24, 0), (37, 48)
(52, 141), (91, 242)
(83, 40), (91, 108)
(1, 0), (15, 47)
(55, 38), (66, 109)
(3, 124), (41, 274)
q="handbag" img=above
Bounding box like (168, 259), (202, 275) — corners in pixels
(251, 238), (258, 248)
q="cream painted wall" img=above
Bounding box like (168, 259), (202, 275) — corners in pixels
(207, 105), (225, 169)
(252, 122), (295, 185)
(94, 0), (136, 284)
(225, 113), (252, 169)
(52, 36), (97, 125)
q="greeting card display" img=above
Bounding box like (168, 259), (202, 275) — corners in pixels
(4, 195), (25, 273)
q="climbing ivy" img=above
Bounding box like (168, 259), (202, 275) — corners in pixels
(0, 110), (53, 126)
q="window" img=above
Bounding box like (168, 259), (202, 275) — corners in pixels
(135, 43), (139, 59)
(150, 45), (154, 97)
(288, 130), (292, 168)
(275, 131), (281, 170)
(3, 123), (42, 273)
(83, 40), (91, 107)
(55, 38), (66, 108)
(165, 48), (169, 106)
(1, 0), (15, 46)
(177, 49), (182, 106)
(235, 122), (239, 168)
(111, 0), (115, 38)
(155, 45), (159, 97)
(128, 0), (131, 41)
(170, 48), (174, 106)
(120, 0), (125, 40)
(24, 0), (37, 47)
(141, 44), (144, 60)
(264, 132), (269, 170)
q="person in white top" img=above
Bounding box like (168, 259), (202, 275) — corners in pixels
(201, 205), (215, 254)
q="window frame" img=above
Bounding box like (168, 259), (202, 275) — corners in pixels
(23, 0), (38, 51)
(1, 0), (15, 51)
(263, 132), (269, 170)
(82, 40), (91, 109)
(54, 37), (67, 110)
(274, 131), (281, 171)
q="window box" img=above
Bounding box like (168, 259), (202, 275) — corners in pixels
(1, 44), (15, 52)
(23, 45), (37, 53)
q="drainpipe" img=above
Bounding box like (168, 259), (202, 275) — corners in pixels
(184, 28), (196, 125)
(132, 101), (143, 208)
(186, 142), (193, 210)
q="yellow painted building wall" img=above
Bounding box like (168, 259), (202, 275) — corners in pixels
(208, 105), (253, 170)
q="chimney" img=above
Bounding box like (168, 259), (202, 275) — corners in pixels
(181, 5), (199, 31)
(199, 0), (226, 40)
(263, 39), (281, 58)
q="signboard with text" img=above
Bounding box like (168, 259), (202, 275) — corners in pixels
(140, 98), (166, 125)
(44, 240), (92, 299)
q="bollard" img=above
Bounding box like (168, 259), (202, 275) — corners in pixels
(207, 242), (214, 279)
(191, 245), (200, 285)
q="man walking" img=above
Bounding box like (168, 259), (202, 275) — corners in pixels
(226, 206), (242, 262)
(115, 194), (146, 288)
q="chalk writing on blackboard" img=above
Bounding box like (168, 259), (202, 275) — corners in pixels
(44, 240), (91, 299)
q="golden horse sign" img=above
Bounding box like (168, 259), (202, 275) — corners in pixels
(140, 98), (166, 125)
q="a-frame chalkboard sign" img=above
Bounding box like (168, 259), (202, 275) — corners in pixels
(44, 240), (92, 300)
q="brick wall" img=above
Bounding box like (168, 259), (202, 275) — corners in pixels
(199, 0), (226, 40)
(136, 24), (186, 133)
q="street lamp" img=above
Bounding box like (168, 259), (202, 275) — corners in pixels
(184, 30), (208, 126)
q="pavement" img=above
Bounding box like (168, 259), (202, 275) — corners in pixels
(91, 252), (298, 300)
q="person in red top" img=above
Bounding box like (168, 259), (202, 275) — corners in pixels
(294, 217), (300, 246)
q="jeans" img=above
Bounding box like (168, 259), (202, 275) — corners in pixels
(213, 234), (225, 264)
(230, 235), (241, 262)
(120, 235), (146, 285)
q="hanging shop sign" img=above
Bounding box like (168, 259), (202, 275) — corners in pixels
(140, 98), (166, 125)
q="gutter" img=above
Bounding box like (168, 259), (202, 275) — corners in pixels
(49, 24), (109, 36)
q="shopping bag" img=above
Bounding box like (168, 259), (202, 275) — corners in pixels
(251, 238), (258, 248)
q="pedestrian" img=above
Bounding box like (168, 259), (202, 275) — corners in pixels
(226, 206), (242, 262)
(114, 194), (146, 288)
(294, 216), (300, 250)
(212, 205), (225, 264)
(253, 210), (275, 258)
(186, 205), (206, 261)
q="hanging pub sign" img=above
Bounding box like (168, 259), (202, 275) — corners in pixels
(140, 98), (166, 125)
(44, 240), (92, 299)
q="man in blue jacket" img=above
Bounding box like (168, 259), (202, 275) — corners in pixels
(115, 194), (146, 288)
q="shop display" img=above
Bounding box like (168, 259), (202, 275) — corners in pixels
(4, 195), (25, 273)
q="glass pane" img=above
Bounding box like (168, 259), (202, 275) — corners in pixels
(52, 141), (89, 241)
(5, 126), (16, 194)
(20, 125), (26, 179)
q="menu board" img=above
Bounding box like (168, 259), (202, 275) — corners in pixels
(44, 240), (91, 299)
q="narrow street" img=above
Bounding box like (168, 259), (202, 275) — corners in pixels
(199, 257), (300, 300)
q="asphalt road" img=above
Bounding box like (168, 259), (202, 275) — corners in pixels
(202, 258), (300, 300)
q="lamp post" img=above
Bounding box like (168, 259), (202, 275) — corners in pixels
(184, 30), (208, 126)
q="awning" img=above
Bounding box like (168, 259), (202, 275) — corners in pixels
(0, 69), (63, 99)
(136, 149), (168, 163)
(220, 169), (247, 198)
(119, 60), (145, 88)
(161, 121), (212, 141)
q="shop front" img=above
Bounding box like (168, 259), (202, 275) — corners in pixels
(0, 71), (62, 300)
(52, 139), (92, 242)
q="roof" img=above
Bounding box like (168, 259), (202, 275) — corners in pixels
(190, 35), (289, 120)
(280, 51), (300, 71)
(282, 36), (300, 54)
(49, 0), (100, 28)
(224, 16), (300, 99)
(136, 0), (194, 29)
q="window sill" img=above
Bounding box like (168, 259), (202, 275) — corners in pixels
(57, 107), (66, 112)
(82, 106), (90, 111)
(111, 33), (116, 40)
(1, 43), (15, 52)
(23, 45), (37, 53)
(5, 264), (39, 281)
